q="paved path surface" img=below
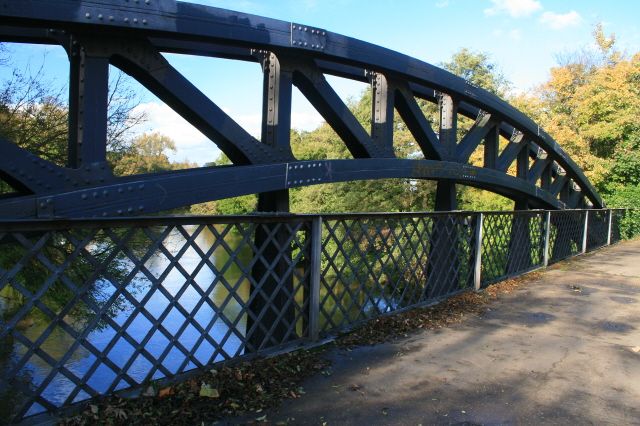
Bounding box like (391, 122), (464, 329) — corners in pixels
(266, 240), (640, 425)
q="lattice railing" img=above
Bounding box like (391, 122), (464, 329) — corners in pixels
(0, 209), (634, 422)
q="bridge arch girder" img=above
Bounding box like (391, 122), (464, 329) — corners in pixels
(0, 0), (602, 218)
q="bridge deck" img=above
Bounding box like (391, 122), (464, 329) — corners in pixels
(255, 240), (640, 424)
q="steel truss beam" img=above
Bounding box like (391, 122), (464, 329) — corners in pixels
(0, 158), (564, 219)
(0, 0), (603, 219)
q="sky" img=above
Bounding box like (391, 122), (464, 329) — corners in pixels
(1, 0), (639, 165)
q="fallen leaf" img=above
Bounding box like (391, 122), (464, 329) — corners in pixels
(199, 383), (220, 398)
(158, 387), (174, 398)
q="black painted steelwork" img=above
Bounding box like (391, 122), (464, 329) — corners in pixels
(0, 0), (603, 218)
(0, 208), (631, 422)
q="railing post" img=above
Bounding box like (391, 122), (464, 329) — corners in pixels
(606, 209), (613, 246)
(473, 212), (483, 291)
(582, 210), (589, 254)
(543, 210), (551, 267)
(308, 215), (322, 341)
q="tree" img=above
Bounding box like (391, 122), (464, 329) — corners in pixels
(441, 48), (511, 97)
(513, 24), (640, 202)
(0, 50), (145, 170)
(113, 132), (177, 175)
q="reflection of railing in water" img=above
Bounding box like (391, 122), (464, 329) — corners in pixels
(0, 209), (637, 422)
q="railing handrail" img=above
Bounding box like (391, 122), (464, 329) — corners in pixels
(0, 207), (627, 232)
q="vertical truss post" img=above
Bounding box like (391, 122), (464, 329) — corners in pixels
(543, 211), (551, 267)
(582, 210), (589, 253)
(507, 145), (532, 274)
(607, 209), (613, 246)
(257, 51), (292, 209)
(541, 163), (552, 190)
(68, 38), (109, 168)
(473, 213), (483, 291)
(427, 95), (459, 299)
(483, 125), (499, 169)
(371, 72), (395, 155)
(308, 215), (322, 341)
(435, 93), (458, 210)
(249, 52), (295, 349)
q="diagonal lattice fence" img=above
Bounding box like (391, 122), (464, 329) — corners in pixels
(0, 209), (635, 422)
(480, 211), (545, 287)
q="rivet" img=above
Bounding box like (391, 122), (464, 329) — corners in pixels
(127, 186), (133, 191)
(103, 190), (108, 196)
(93, 192), (98, 198)
(133, 18), (138, 23)
(117, 209), (123, 215)
(138, 205), (144, 211)
(303, 42), (308, 47)
(98, 14), (103, 19)
(102, 212), (108, 217)
(124, 17), (129, 23)
(109, 16), (114, 21)
(118, 188), (123, 193)
(85, 12), (91, 19)
(142, 19), (147, 24)
(127, 207), (133, 213)
(138, 184), (144, 189)
(81, 194), (88, 200)
(304, 27), (308, 31)
(145, 0), (150, 3)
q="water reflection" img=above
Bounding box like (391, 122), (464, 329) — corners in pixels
(0, 225), (253, 417)
(0, 222), (428, 420)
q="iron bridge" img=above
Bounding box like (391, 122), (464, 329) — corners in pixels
(0, 0), (603, 218)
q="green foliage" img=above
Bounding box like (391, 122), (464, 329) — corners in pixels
(112, 132), (196, 176)
(441, 48), (511, 97)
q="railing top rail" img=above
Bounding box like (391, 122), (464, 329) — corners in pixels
(0, 208), (627, 232)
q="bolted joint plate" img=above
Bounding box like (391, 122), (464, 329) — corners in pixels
(49, 0), (178, 31)
(290, 23), (326, 51)
(285, 161), (329, 188)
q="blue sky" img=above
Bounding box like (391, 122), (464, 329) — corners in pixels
(2, 0), (639, 165)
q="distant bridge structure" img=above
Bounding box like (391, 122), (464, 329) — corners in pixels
(0, 0), (603, 219)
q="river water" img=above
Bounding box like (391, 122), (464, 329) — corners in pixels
(0, 224), (397, 418)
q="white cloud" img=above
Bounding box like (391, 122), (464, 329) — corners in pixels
(435, 0), (450, 8)
(129, 101), (324, 165)
(539, 11), (582, 30)
(484, 0), (542, 18)
(509, 29), (522, 41)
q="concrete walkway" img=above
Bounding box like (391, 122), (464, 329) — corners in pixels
(268, 240), (640, 425)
